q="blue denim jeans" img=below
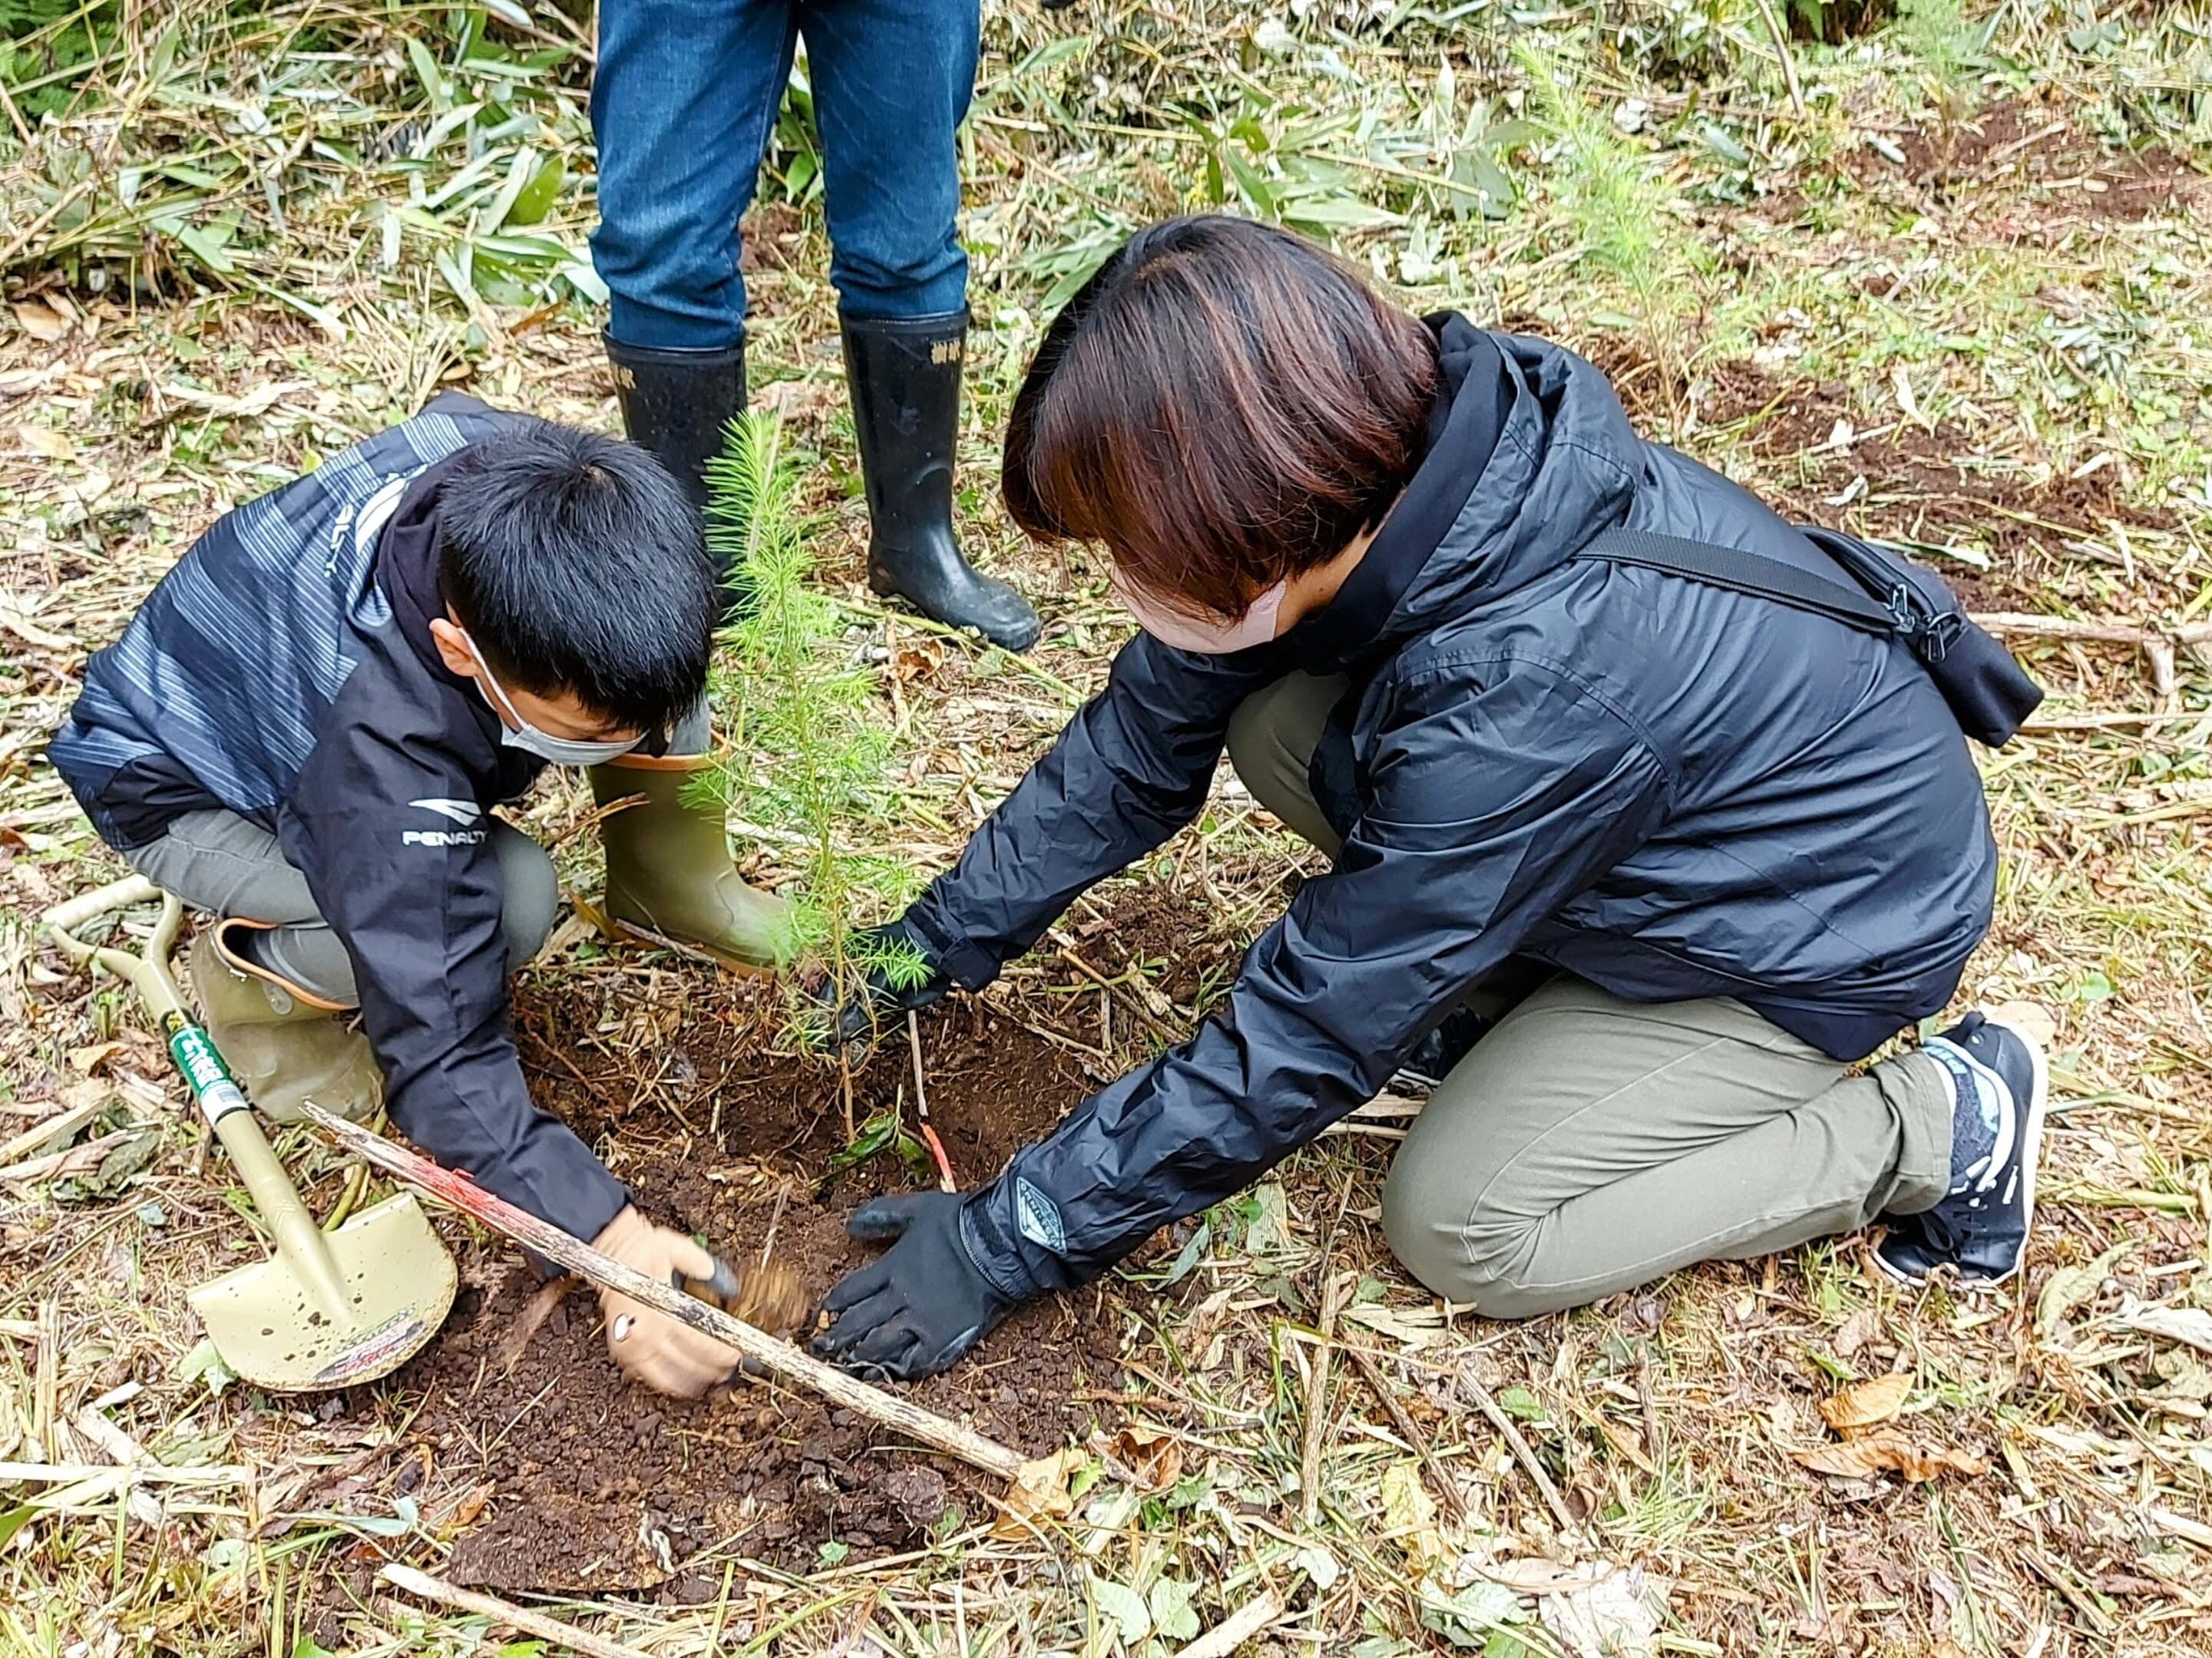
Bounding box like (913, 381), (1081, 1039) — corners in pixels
(590, 0), (979, 349)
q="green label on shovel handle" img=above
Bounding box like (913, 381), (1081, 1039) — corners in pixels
(167, 1023), (250, 1127)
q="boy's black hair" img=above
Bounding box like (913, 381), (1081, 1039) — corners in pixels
(438, 421), (715, 735)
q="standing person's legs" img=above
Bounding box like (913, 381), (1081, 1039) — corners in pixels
(801, 0), (1041, 651)
(587, 0), (797, 966)
(1380, 977), (1954, 1315)
(592, 0), (798, 504)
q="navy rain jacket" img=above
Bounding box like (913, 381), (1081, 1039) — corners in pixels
(49, 396), (632, 1244)
(898, 318), (1998, 1298)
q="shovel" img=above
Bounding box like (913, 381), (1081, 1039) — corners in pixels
(44, 876), (457, 1391)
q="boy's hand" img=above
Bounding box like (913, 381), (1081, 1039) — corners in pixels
(592, 1207), (741, 1398)
(812, 1192), (1016, 1380)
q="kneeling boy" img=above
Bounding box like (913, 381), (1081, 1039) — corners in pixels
(51, 397), (773, 1397)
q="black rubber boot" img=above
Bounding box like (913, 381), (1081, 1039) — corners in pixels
(604, 333), (746, 511)
(841, 312), (1041, 652)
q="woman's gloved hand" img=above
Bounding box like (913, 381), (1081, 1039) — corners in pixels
(812, 1192), (1017, 1381)
(822, 920), (952, 1045)
(592, 1206), (742, 1398)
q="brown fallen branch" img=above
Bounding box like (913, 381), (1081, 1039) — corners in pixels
(1345, 1345), (1470, 1523)
(1456, 1367), (1582, 1535)
(300, 1103), (1027, 1483)
(379, 1564), (656, 1658)
(1972, 612), (2212, 700)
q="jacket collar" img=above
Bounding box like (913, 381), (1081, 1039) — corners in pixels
(1285, 314), (1508, 674)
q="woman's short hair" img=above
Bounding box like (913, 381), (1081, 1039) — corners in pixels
(1003, 215), (1438, 621)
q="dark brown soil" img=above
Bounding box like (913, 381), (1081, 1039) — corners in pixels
(1695, 362), (2177, 612)
(391, 887), (1231, 1594)
(1847, 95), (2199, 228)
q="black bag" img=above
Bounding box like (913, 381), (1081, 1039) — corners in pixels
(1573, 525), (2044, 747)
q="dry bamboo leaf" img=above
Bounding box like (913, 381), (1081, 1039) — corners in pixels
(1817, 1372), (1913, 1435)
(1794, 1435), (1987, 1482)
(11, 301), (69, 342)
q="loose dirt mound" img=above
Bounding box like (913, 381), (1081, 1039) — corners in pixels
(390, 889), (1229, 1594)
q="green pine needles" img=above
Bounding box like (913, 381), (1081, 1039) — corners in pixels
(693, 411), (930, 1054)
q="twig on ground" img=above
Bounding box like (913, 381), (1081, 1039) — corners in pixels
(1173, 1587), (1288, 1658)
(379, 1564), (657, 1658)
(1300, 1273), (1344, 1528)
(1346, 1344), (1469, 1522)
(1456, 1366), (1581, 1535)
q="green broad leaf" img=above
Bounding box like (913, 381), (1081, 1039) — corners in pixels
(0, 1505), (33, 1550)
(816, 1539), (850, 1568)
(1157, 1219), (1210, 1288)
(172, 223), (237, 275)
(825, 1111), (900, 1177)
(148, 21), (181, 84)
(503, 154), (566, 227)
(1498, 1385), (1545, 1422)
(1149, 1577), (1202, 1643)
(1223, 147), (1276, 215)
(481, 0), (534, 25)
(1089, 1577), (1152, 1647)
(1283, 194), (1400, 230)
(405, 35), (451, 111)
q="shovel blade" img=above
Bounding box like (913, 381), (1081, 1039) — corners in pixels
(189, 1194), (458, 1391)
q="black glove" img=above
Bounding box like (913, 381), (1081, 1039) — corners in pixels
(813, 1192), (1019, 1381)
(825, 921), (952, 1045)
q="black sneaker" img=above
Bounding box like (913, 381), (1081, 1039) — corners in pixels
(1876, 1012), (2048, 1286)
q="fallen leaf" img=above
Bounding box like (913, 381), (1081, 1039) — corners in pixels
(1539, 1564), (1669, 1658)
(2035, 1242), (2133, 1341)
(890, 636), (944, 685)
(1986, 1000), (2056, 1049)
(994, 1445), (1086, 1539)
(1794, 1435), (1987, 1482)
(1818, 1372), (1913, 1436)
(1833, 1306), (1883, 1359)
(1099, 1425), (1182, 1495)
(1380, 1458), (1445, 1562)
(11, 300), (69, 342)
(15, 425), (73, 461)
(67, 1041), (124, 1075)
(2112, 1300), (2212, 1357)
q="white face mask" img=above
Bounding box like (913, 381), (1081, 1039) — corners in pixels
(461, 631), (644, 767)
(1108, 565), (1289, 655)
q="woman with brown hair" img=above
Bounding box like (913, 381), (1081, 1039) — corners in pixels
(810, 215), (2046, 1381)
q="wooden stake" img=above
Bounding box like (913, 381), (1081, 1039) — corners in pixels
(299, 1104), (1027, 1483)
(380, 1564), (657, 1658)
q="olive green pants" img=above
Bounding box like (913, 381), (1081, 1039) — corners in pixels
(1225, 672), (1955, 1317)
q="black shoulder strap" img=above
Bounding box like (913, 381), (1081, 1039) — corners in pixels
(1572, 527), (1900, 637)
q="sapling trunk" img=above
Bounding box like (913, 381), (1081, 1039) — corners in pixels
(695, 413), (932, 1160)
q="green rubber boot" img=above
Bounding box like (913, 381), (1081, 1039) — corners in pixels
(187, 923), (383, 1125)
(590, 753), (789, 971)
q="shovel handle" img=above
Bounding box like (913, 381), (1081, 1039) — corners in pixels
(45, 880), (358, 1326)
